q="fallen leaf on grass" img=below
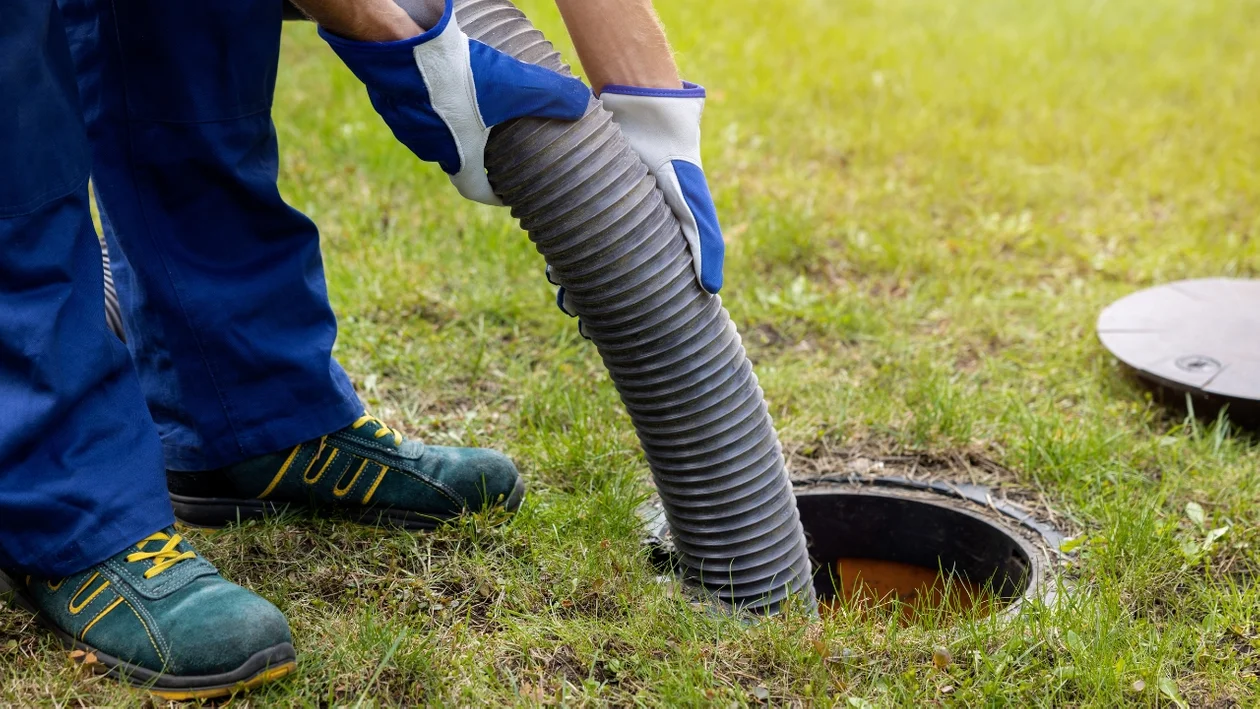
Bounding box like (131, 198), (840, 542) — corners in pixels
(520, 680), (547, 703)
(69, 650), (100, 669)
(811, 638), (828, 658)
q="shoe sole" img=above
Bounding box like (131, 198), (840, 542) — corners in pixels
(169, 476), (527, 531)
(0, 570), (297, 700)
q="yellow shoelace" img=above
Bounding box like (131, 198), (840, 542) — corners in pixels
(353, 414), (403, 446)
(126, 532), (197, 579)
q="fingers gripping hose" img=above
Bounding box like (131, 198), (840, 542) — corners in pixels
(455, 0), (814, 612)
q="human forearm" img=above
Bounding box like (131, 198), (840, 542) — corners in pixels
(553, 0), (680, 93)
(288, 0), (429, 41)
(294, 0), (680, 92)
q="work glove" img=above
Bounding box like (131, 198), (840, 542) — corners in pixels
(320, 0), (591, 205)
(553, 82), (725, 330)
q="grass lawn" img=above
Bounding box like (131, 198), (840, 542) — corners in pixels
(4, 0), (1260, 704)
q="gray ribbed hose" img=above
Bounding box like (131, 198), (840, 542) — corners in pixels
(102, 240), (125, 340)
(453, 0), (814, 613)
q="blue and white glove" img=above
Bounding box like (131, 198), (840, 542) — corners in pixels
(320, 0), (590, 205)
(553, 82), (725, 327)
(602, 82), (725, 293)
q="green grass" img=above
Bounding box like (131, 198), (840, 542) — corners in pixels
(5, 0), (1260, 704)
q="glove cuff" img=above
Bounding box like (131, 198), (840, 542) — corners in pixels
(600, 81), (706, 99)
(599, 81), (705, 172)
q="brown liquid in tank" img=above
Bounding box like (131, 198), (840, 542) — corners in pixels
(821, 558), (1000, 621)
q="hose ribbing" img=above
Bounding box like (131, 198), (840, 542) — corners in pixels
(102, 240), (125, 340)
(456, 0), (814, 612)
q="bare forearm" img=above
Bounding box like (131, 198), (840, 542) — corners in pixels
(289, 0), (427, 41)
(294, 0), (679, 91)
(553, 0), (681, 93)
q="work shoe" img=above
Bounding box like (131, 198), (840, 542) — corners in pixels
(0, 528), (296, 700)
(167, 414), (526, 530)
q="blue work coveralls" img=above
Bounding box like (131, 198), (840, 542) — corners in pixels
(1, 0), (361, 576)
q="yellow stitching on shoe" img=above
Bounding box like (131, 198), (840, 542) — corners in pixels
(305, 445), (339, 485)
(362, 465), (389, 504)
(122, 598), (165, 665)
(333, 459), (370, 498)
(298, 436), (328, 482)
(125, 533), (196, 579)
(68, 573), (111, 615)
(47, 578), (64, 592)
(352, 414), (403, 445)
(79, 596), (124, 640)
(258, 444), (304, 499)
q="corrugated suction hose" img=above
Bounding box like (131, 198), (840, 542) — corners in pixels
(455, 0), (814, 613)
(102, 241), (125, 340)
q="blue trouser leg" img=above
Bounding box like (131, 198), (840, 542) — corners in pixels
(0, 0), (173, 577)
(59, 0), (362, 471)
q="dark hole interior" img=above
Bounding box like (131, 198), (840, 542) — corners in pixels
(795, 491), (1033, 602)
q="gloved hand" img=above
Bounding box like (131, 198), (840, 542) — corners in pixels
(552, 81), (725, 329)
(602, 82), (725, 294)
(320, 0), (591, 205)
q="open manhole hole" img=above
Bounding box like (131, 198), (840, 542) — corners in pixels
(796, 485), (1052, 621)
(641, 457), (1063, 621)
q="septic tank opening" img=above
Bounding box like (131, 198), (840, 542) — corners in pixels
(795, 488), (1047, 621)
(638, 459), (1064, 618)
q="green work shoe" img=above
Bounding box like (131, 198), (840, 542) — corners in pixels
(0, 528), (296, 700)
(167, 414), (526, 530)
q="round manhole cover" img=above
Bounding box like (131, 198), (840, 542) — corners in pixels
(1098, 278), (1260, 425)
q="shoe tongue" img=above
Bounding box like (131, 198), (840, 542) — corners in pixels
(348, 423), (378, 442)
